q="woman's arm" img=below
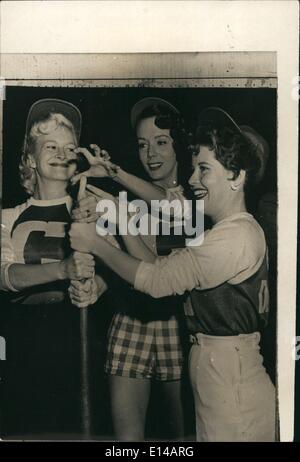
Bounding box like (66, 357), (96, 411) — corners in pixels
(72, 184), (157, 262)
(71, 146), (170, 205)
(69, 223), (141, 286)
(69, 219), (265, 299)
(69, 222), (190, 294)
(1, 252), (95, 292)
(112, 167), (169, 203)
(0, 201), (94, 293)
(121, 234), (156, 262)
(5, 262), (65, 291)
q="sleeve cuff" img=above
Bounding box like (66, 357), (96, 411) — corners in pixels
(1, 263), (19, 292)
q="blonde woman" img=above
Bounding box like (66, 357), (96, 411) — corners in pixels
(0, 99), (106, 435)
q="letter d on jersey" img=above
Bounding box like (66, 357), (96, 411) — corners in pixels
(293, 336), (300, 361)
(0, 336), (6, 360)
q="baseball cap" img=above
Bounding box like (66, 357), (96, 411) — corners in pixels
(26, 98), (82, 141)
(130, 97), (180, 130)
(197, 107), (269, 183)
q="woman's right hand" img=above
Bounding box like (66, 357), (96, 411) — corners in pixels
(72, 193), (99, 223)
(85, 184), (125, 226)
(71, 144), (120, 185)
(59, 251), (95, 280)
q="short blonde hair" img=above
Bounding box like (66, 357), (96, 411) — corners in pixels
(19, 113), (77, 195)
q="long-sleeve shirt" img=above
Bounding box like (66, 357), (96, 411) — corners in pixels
(0, 196), (73, 303)
(134, 212), (269, 335)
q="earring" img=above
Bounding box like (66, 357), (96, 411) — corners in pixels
(231, 184), (238, 191)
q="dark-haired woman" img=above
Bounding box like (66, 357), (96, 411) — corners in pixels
(72, 98), (190, 441)
(70, 107), (275, 442)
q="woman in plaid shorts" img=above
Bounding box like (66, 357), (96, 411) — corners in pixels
(71, 98), (191, 440)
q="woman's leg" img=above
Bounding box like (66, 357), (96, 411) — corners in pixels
(109, 375), (151, 441)
(160, 380), (185, 439)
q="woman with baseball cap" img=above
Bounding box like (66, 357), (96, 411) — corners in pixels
(70, 107), (275, 441)
(0, 99), (106, 435)
(71, 97), (190, 440)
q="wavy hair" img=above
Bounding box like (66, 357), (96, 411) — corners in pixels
(19, 113), (76, 195)
(134, 103), (191, 188)
(193, 123), (265, 193)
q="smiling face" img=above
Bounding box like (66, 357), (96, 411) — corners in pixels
(136, 116), (177, 186)
(188, 145), (239, 223)
(30, 125), (78, 183)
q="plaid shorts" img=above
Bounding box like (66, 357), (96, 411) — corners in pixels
(104, 312), (185, 381)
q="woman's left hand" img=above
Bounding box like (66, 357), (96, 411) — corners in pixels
(68, 279), (94, 308)
(69, 222), (98, 253)
(68, 275), (107, 308)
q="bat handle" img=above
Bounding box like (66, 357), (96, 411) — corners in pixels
(79, 306), (91, 437)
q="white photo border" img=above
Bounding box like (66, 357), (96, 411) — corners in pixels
(0, 1), (298, 442)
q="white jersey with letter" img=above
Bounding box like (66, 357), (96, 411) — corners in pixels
(1, 196), (72, 304)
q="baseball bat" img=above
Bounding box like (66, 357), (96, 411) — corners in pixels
(73, 176), (92, 438)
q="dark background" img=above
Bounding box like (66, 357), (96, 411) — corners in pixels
(2, 85), (277, 207)
(0, 85), (277, 440)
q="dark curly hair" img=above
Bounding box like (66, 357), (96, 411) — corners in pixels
(134, 103), (191, 187)
(193, 122), (263, 195)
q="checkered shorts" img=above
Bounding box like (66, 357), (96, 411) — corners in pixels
(104, 312), (185, 381)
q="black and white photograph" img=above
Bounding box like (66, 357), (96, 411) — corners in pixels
(0, 0), (298, 445)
